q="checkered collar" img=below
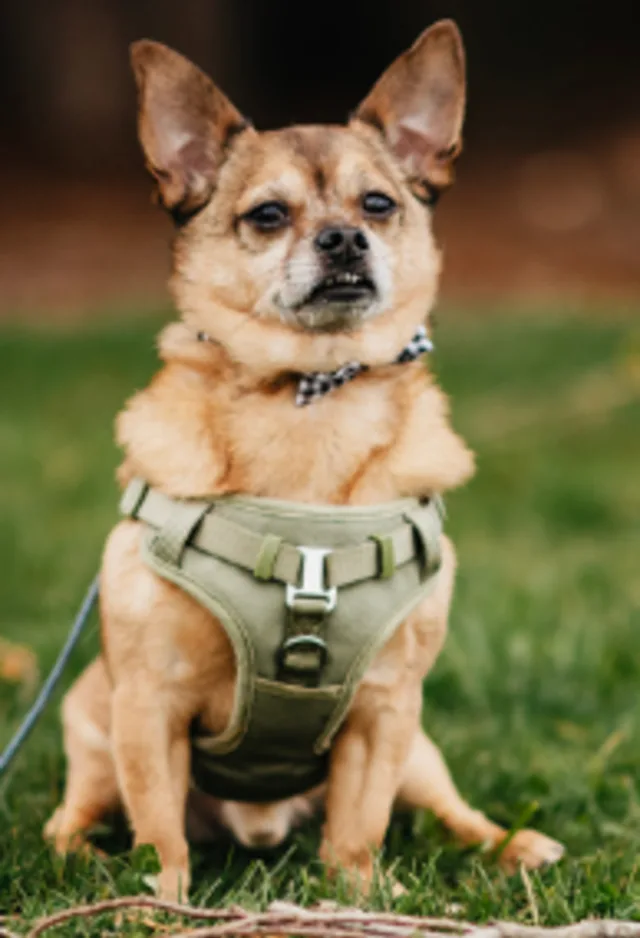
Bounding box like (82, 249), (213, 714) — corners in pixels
(196, 325), (433, 407)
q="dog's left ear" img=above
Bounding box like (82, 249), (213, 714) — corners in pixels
(354, 20), (466, 197)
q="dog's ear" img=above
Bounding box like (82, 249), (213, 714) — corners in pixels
(354, 20), (466, 198)
(130, 40), (250, 217)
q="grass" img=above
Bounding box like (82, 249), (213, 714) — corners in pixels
(0, 307), (639, 933)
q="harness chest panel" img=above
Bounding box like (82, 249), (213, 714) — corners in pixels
(120, 480), (444, 802)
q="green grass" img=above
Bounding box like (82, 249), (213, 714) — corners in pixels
(0, 308), (639, 933)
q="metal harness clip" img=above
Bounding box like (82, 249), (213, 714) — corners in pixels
(285, 546), (336, 614)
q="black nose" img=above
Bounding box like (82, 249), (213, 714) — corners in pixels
(315, 226), (369, 262)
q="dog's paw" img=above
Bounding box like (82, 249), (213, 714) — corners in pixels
(498, 829), (565, 873)
(151, 866), (191, 903)
(44, 810), (107, 861)
(43, 808), (86, 856)
(319, 842), (374, 903)
(43, 807), (64, 844)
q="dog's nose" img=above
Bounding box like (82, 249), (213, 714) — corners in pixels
(315, 226), (369, 262)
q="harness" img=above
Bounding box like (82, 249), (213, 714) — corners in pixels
(120, 478), (445, 803)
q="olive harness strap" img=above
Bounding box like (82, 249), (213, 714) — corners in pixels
(121, 479), (445, 685)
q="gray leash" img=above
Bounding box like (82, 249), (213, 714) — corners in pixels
(0, 574), (100, 778)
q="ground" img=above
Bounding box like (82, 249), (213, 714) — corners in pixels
(0, 308), (639, 934)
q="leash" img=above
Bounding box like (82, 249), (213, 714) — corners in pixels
(0, 574), (100, 779)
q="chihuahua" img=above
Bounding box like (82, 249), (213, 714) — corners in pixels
(45, 21), (563, 899)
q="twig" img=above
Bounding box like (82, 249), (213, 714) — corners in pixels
(493, 924), (640, 938)
(16, 897), (640, 938)
(162, 919), (640, 938)
(27, 897), (236, 938)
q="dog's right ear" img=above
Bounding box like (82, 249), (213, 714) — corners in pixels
(130, 40), (250, 218)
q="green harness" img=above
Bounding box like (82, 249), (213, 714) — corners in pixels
(120, 478), (445, 803)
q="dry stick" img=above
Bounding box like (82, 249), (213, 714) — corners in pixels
(150, 921), (640, 938)
(488, 925), (640, 938)
(167, 924), (640, 938)
(22, 899), (640, 938)
(267, 904), (471, 928)
(27, 896), (236, 938)
(168, 921), (396, 938)
(26, 899), (474, 938)
(160, 918), (469, 938)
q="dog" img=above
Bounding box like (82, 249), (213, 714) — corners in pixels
(44, 20), (564, 900)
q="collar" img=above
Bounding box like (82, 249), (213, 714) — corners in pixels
(196, 325), (433, 406)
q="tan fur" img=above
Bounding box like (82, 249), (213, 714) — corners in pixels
(46, 20), (563, 900)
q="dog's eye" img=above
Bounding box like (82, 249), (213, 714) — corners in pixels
(361, 191), (397, 218)
(243, 201), (290, 231)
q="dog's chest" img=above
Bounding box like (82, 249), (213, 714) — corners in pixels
(225, 381), (398, 502)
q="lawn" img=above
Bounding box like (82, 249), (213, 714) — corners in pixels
(0, 308), (639, 934)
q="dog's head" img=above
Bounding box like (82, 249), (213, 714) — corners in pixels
(131, 22), (465, 367)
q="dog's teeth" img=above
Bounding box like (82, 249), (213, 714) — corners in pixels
(320, 272), (367, 290)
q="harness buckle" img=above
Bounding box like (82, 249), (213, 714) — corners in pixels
(280, 548), (335, 684)
(285, 547), (336, 614)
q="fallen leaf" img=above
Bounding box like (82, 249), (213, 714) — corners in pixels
(0, 638), (39, 698)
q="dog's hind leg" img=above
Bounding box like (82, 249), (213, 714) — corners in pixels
(44, 656), (120, 855)
(396, 728), (564, 872)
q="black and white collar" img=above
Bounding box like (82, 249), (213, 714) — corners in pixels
(196, 325), (433, 407)
(293, 326), (433, 406)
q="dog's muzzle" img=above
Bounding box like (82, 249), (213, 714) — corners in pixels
(301, 224), (377, 310)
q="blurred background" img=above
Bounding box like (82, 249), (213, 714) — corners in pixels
(1, 0), (639, 316)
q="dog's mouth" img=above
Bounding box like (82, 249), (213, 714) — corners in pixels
(304, 271), (377, 306)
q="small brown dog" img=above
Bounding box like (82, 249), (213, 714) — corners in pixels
(45, 21), (563, 899)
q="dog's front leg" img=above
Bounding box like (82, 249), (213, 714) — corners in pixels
(111, 681), (191, 901)
(320, 688), (419, 891)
